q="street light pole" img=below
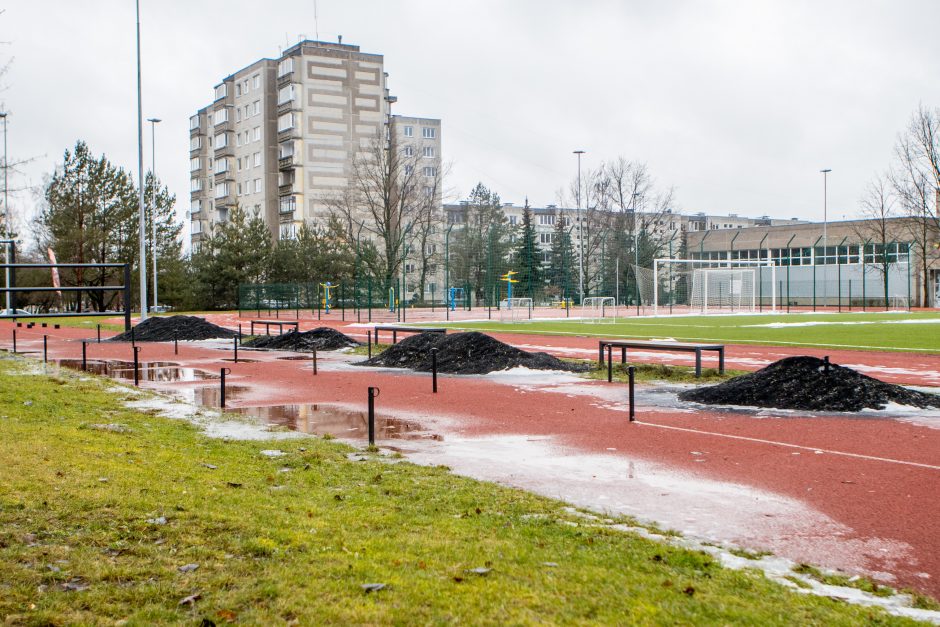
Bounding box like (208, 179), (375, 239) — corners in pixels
(147, 117), (161, 312)
(445, 223), (454, 321)
(135, 0), (148, 321)
(573, 149), (585, 303)
(820, 168), (831, 307)
(0, 112), (9, 314)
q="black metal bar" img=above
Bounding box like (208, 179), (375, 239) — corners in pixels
(718, 348), (725, 374)
(0, 263), (127, 269)
(0, 285), (125, 293)
(607, 345), (613, 383)
(628, 366), (636, 422)
(312, 347), (317, 375)
(123, 264), (132, 332)
(174, 332), (178, 355)
(432, 348), (438, 393)
(220, 367), (231, 407)
(97, 324), (101, 343)
(11, 329), (15, 353)
(132, 346), (141, 386)
(43, 335), (48, 362)
(82, 341), (87, 371)
(824, 356), (830, 373)
(367, 329), (372, 359)
(131, 327), (136, 349)
(0, 311), (124, 320)
(695, 349), (702, 378)
(233, 336), (238, 363)
(367, 386), (379, 446)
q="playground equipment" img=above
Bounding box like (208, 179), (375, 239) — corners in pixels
(501, 271), (519, 307)
(448, 287), (465, 312)
(319, 282), (334, 314)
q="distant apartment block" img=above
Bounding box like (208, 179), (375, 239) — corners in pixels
(189, 40), (441, 247)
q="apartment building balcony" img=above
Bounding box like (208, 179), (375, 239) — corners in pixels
(277, 127), (300, 142)
(214, 144), (234, 158)
(277, 99), (298, 115)
(278, 153), (297, 170)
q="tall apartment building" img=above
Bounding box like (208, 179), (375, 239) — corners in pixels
(189, 40), (442, 249)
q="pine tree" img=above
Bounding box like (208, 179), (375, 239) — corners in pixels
(548, 210), (576, 302)
(511, 201), (542, 298)
(450, 183), (511, 304)
(143, 172), (185, 309)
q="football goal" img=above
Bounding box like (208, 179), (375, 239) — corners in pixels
(638, 259), (776, 315)
(582, 296), (617, 323)
(499, 297), (533, 322)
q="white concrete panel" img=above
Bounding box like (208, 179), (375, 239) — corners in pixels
(311, 149), (346, 160)
(309, 65), (347, 78)
(359, 84), (382, 95)
(308, 162), (345, 173)
(355, 124), (379, 135)
(310, 92), (346, 106)
(311, 176), (348, 187)
(310, 120), (346, 132)
(358, 61), (381, 69)
(354, 71), (376, 81)
(310, 106), (344, 119)
(355, 97), (376, 108)
(309, 134), (344, 146)
(309, 79), (342, 92)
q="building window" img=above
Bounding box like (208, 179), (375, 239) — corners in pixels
(253, 100), (261, 116)
(253, 152), (261, 167)
(423, 166), (437, 177)
(254, 179), (262, 193)
(540, 233), (554, 244)
(253, 74), (261, 89)
(213, 108), (229, 125)
(189, 115), (199, 130)
(214, 132), (227, 148)
(235, 83), (242, 97)
(254, 126), (261, 141)
(403, 125), (413, 137)
(509, 215), (517, 226)
(278, 84), (296, 105)
(190, 199), (202, 214)
(279, 196), (296, 214)
(190, 157), (200, 172)
(403, 146), (414, 157)
(214, 183), (229, 199)
(538, 215), (555, 225)
(424, 186), (435, 196)
(279, 223), (297, 240)
(277, 112), (295, 132)
(190, 178), (203, 192)
(243, 79), (249, 94)
(278, 141), (294, 158)
(277, 58), (293, 78)
(236, 182), (243, 196)
(189, 137), (201, 152)
(214, 158), (228, 174)
(423, 146), (435, 158)
(214, 83), (227, 100)
(235, 133), (242, 147)
(422, 127), (436, 139)
(404, 165), (414, 175)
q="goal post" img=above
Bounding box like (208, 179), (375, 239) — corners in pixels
(499, 297), (533, 322)
(582, 296), (617, 323)
(650, 258), (776, 315)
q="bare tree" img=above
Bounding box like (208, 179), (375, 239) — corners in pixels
(892, 105), (940, 306)
(327, 134), (441, 294)
(855, 174), (897, 307)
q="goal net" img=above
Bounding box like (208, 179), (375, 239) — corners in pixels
(637, 259), (776, 315)
(582, 296), (616, 323)
(690, 268), (756, 313)
(499, 297), (533, 322)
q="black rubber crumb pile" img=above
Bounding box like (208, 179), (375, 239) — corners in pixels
(679, 355), (940, 412)
(109, 315), (236, 342)
(360, 331), (590, 375)
(242, 327), (358, 352)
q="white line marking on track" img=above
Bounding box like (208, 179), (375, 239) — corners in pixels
(634, 421), (940, 471)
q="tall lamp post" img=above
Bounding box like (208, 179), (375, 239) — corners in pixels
(445, 223), (454, 321)
(820, 168), (831, 308)
(147, 117), (161, 312)
(573, 149), (585, 302)
(0, 112), (9, 314)
(135, 0), (148, 321)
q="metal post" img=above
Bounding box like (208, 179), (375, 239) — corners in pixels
(368, 277), (372, 323)
(135, 0), (148, 322)
(607, 345), (613, 382)
(823, 356), (830, 373)
(233, 336), (238, 363)
(312, 347), (317, 375)
(1, 113), (9, 314)
(11, 328), (14, 353)
(174, 332), (178, 355)
(431, 347), (438, 393)
(133, 346), (141, 386)
(43, 335), (47, 363)
(82, 340), (87, 371)
(97, 324), (101, 343)
(367, 328), (372, 359)
(367, 386), (379, 446)
(628, 366), (636, 422)
(220, 367), (231, 408)
(147, 117), (161, 312)
(123, 263), (132, 332)
(574, 149), (585, 302)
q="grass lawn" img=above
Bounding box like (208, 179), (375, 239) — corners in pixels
(438, 311), (940, 352)
(0, 356), (926, 625)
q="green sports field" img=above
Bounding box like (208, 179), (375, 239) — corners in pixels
(439, 311), (940, 353)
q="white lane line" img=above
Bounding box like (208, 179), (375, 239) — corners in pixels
(634, 421), (940, 471)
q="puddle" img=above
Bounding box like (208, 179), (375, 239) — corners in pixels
(276, 355), (314, 360)
(234, 403), (441, 441)
(56, 359), (219, 382)
(171, 385), (249, 406)
(220, 358), (259, 363)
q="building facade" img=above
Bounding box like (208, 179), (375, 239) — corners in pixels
(189, 40), (441, 248)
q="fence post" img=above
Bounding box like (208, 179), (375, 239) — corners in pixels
(312, 347), (318, 375)
(220, 367), (231, 408)
(174, 332), (178, 355)
(11, 328), (15, 353)
(367, 386), (379, 446)
(43, 335), (48, 363)
(431, 348), (438, 393)
(233, 336), (238, 363)
(607, 345), (613, 383)
(97, 324), (101, 343)
(82, 340), (87, 371)
(367, 328), (372, 359)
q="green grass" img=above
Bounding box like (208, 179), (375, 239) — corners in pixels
(584, 362), (746, 384)
(438, 311), (940, 352)
(0, 356), (927, 624)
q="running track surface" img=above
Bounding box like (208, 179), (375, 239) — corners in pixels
(3, 315), (939, 599)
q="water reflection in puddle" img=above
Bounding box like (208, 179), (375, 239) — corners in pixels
(171, 385), (249, 406)
(56, 359), (219, 382)
(236, 403), (441, 441)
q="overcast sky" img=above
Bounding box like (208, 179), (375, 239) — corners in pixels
(3, 0), (940, 235)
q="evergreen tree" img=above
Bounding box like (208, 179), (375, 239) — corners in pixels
(451, 183), (511, 303)
(511, 201), (542, 298)
(39, 141), (140, 311)
(547, 210), (576, 302)
(143, 172), (186, 309)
